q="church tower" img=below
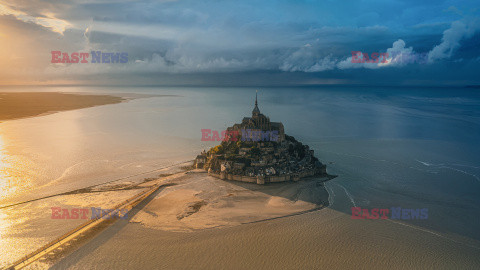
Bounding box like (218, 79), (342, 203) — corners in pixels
(252, 90), (260, 117)
(228, 90), (285, 142)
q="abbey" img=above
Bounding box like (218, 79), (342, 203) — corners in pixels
(194, 92), (327, 185)
(227, 92), (285, 142)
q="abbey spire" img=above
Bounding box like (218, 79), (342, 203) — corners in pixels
(252, 90), (260, 116)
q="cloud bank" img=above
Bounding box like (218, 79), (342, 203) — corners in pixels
(0, 0), (479, 85)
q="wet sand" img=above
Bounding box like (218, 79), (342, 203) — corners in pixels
(51, 209), (480, 270)
(131, 170), (330, 232)
(0, 92), (124, 121)
(48, 171), (480, 269)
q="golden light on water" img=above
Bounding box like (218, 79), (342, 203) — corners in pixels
(0, 134), (13, 197)
(0, 133), (33, 201)
(0, 135), (20, 265)
(0, 132), (41, 266)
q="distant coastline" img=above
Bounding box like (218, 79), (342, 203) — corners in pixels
(0, 92), (125, 122)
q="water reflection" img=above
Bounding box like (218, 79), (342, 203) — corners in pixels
(0, 131), (33, 202)
(0, 133), (16, 199)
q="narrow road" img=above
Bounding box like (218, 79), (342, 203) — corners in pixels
(4, 182), (167, 270)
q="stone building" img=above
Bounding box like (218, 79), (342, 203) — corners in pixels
(228, 92), (285, 142)
(195, 155), (206, 169)
(196, 91), (327, 185)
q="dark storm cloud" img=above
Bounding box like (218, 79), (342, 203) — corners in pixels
(1, 0), (479, 85)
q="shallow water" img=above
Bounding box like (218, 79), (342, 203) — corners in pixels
(0, 85), (479, 266)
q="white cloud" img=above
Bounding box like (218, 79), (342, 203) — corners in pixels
(337, 52), (385, 70)
(280, 44), (336, 72)
(428, 18), (480, 63)
(0, 3), (70, 34)
(383, 39), (424, 67)
(337, 39), (427, 70)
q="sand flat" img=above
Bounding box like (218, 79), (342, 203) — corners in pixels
(0, 92), (124, 121)
(49, 190), (480, 270)
(43, 170), (480, 269)
(131, 170), (330, 232)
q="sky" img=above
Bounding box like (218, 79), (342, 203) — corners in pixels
(0, 0), (479, 86)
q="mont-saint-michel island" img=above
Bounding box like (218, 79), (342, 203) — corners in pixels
(3, 0), (480, 268)
(194, 93), (328, 185)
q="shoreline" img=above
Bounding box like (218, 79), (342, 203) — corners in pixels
(5, 164), (480, 269)
(0, 92), (125, 122)
(10, 167), (333, 268)
(47, 169), (480, 269)
(128, 169), (332, 232)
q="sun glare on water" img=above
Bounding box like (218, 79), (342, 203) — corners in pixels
(0, 133), (33, 202)
(0, 134), (13, 198)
